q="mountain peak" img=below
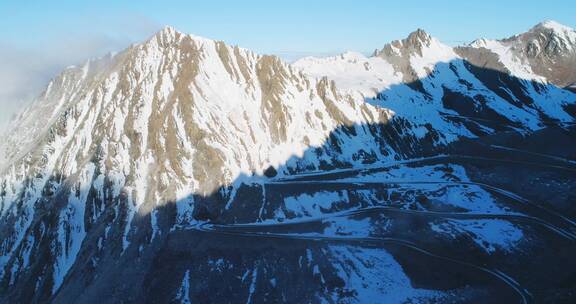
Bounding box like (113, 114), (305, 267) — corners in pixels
(406, 28), (433, 46)
(154, 25), (181, 39)
(533, 20), (575, 33)
(373, 28), (440, 60)
(522, 20), (576, 56)
(150, 25), (215, 46)
(148, 25), (183, 46)
(393, 28), (437, 54)
(3, 18), (576, 304)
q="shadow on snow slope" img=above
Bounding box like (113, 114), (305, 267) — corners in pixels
(2, 58), (576, 303)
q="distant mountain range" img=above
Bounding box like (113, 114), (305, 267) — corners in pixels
(1, 21), (575, 303)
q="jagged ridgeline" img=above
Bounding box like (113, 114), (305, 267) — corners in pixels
(0, 21), (575, 303)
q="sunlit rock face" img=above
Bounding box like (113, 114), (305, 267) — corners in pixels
(1, 22), (576, 303)
(460, 20), (576, 88)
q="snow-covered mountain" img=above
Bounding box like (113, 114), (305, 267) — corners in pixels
(294, 23), (576, 135)
(1, 22), (575, 303)
(0, 25), (424, 303)
(466, 21), (576, 87)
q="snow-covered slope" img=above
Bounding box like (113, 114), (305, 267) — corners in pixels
(295, 25), (576, 137)
(0, 22), (575, 303)
(0, 26), (431, 302)
(465, 20), (576, 87)
(293, 51), (403, 95)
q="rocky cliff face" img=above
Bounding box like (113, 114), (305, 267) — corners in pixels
(460, 20), (576, 88)
(1, 22), (575, 303)
(295, 24), (575, 136)
(0, 26), (424, 303)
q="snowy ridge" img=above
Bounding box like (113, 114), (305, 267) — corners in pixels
(468, 21), (576, 87)
(0, 26), (405, 298)
(0, 22), (575, 303)
(469, 38), (543, 81)
(534, 20), (576, 50)
(293, 51), (403, 95)
(295, 27), (575, 141)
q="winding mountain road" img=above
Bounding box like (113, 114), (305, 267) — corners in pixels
(186, 218), (532, 304)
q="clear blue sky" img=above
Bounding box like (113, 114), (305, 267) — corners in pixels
(0, 0), (574, 128)
(1, 0), (575, 54)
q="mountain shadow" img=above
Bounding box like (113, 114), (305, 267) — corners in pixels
(2, 59), (576, 304)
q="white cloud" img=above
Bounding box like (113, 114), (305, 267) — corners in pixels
(0, 14), (161, 132)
